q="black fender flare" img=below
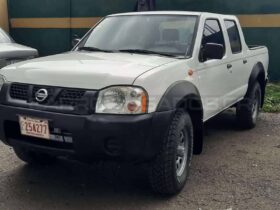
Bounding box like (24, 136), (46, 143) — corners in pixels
(247, 62), (267, 107)
(157, 81), (202, 112)
(156, 81), (204, 155)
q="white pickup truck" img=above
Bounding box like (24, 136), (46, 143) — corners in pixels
(0, 11), (268, 195)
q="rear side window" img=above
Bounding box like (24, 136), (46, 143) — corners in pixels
(225, 20), (242, 53)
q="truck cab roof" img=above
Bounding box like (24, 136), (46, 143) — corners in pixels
(108, 11), (238, 20)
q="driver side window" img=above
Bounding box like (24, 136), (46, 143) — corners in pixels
(199, 19), (226, 62)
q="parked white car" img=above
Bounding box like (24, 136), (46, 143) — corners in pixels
(0, 28), (38, 68)
(0, 12), (268, 195)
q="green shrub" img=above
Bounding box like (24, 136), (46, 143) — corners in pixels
(263, 83), (280, 113)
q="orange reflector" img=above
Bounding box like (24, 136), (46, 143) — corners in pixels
(188, 69), (194, 76)
(141, 93), (147, 113)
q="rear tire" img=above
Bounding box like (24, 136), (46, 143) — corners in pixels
(236, 82), (261, 129)
(13, 147), (57, 165)
(149, 110), (193, 195)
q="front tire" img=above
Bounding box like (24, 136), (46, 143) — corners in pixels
(149, 110), (193, 195)
(236, 82), (262, 129)
(13, 147), (57, 165)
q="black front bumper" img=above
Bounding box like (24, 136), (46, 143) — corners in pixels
(0, 105), (174, 162)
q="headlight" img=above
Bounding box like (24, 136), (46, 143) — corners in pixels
(0, 75), (6, 91)
(96, 86), (148, 114)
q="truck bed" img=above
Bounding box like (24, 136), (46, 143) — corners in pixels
(248, 45), (267, 50)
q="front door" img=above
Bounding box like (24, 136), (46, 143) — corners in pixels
(196, 18), (233, 121)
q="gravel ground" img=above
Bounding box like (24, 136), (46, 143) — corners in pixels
(0, 111), (279, 210)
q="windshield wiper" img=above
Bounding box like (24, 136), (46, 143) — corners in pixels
(118, 49), (180, 58)
(77, 46), (114, 53)
(78, 47), (182, 58)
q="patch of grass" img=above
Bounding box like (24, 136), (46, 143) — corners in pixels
(263, 83), (280, 113)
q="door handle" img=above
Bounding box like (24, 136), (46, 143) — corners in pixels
(227, 64), (232, 69)
(243, 59), (248, 64)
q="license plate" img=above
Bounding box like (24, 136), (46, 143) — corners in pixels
(19, 116), (50, 139)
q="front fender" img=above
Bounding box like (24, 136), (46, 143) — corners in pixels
(156, 81), (204, 155)
(156, 81), (202, 112)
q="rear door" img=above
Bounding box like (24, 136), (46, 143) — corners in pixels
(224, 19), (249, 100)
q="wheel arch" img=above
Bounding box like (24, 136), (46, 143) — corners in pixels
(247, 62), (267, 107)
(157, 81), (204, 155)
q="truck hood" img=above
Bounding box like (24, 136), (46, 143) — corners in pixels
(0, 51), (176, 89)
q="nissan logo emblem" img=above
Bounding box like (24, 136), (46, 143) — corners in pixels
(35, 89), (48, 102)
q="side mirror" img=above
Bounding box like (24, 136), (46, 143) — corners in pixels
(72, 38), (81, 47)
(202, 43), (224, 61)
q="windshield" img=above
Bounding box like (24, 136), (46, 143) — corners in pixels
(0, 28), (13, 43)
(78, 15), (198, 57)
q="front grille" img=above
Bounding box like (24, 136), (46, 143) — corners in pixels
(58, 89), (85, 106)
(8, 83), (94, 114)
(10, 83), (28, 100)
